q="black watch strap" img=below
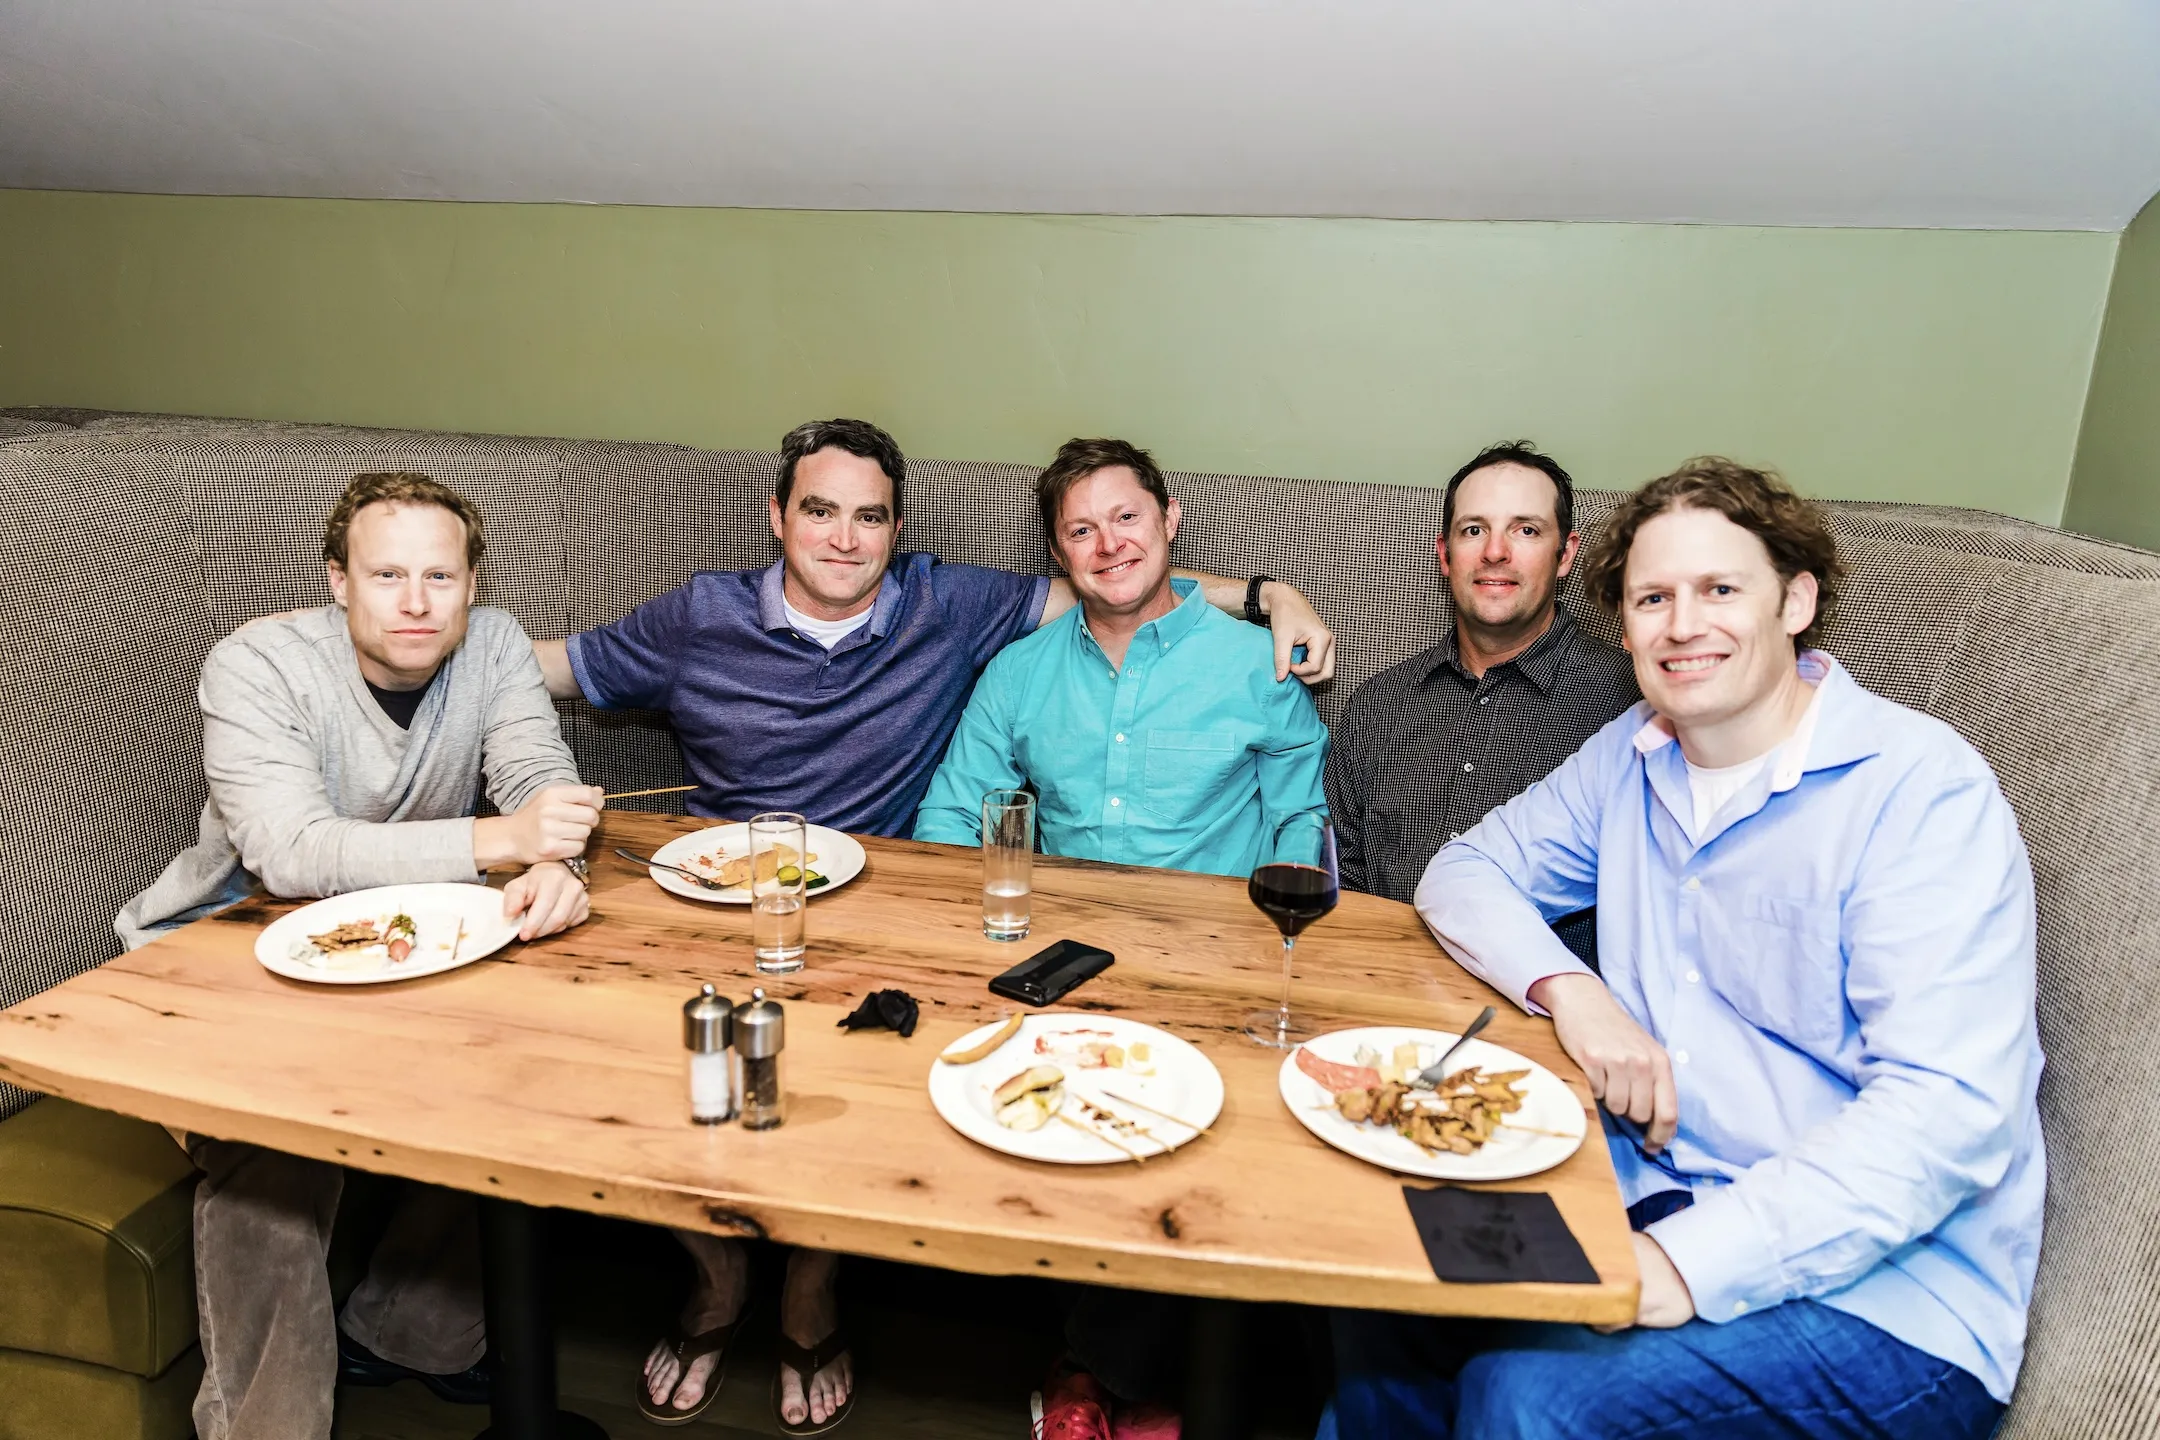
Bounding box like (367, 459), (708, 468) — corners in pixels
(1244, 575), (1273, 625)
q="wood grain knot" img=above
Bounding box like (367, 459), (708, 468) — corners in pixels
(1158, 1208), (1182, 1240)
(997, 1195), (1050, 1218)
(704, 1207), (768, 1240)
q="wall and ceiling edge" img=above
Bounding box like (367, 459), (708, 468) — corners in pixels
(2064, 188), (2160, 550)
(0, 186), (2122, 526)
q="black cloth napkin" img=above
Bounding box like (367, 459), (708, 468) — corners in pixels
(1401, 1185), (1599, 1285)
(836, 988), (919, 1038)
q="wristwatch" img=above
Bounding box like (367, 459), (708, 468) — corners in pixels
(563, 856), (590, 886)
(1244, 575), (1274, 626)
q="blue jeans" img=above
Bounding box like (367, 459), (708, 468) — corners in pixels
(1318, 1300), (2002, 1440)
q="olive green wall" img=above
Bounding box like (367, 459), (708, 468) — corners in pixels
(2065, 191), (2160, 549)
(0, 188), (2118, 522)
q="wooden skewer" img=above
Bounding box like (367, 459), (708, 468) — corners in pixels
(447, 918), (466, 965)
(602, 784), (700, 802)
(1056, 1110), (1146, 1163)
(1501, 1121), (1578, 1140)
(1097, 1088), (1207, 1135)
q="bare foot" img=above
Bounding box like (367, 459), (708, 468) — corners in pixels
(777, 1250), (852, 1428)
(645, 1230), (749, 1413)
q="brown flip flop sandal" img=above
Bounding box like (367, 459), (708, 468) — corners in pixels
(772, 1327), (856, 1436)
(635, 1317), (738, 1427)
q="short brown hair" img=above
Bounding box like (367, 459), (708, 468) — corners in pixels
(1035, 438), (1170, 545)
(323, 472), (486, 571)
(1583, 458), (1843, 649)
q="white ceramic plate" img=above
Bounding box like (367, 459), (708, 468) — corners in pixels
(645, 823), (869, 905)
(1279, 1025), (1587, 1181)
(255, 882), (518, 986)
(929, 1014), (1224, 1165)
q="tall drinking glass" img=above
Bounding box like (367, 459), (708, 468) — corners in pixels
(1243, 810), (1339, 1047)
(750, 811), (808, 973)
(981, 789), (1036, 942)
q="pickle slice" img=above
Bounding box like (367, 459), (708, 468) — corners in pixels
(775, 864), (803, 885)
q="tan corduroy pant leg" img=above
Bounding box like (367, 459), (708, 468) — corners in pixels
(188, 1138), (490, 1440)
(187, 1137), (344, 1440)
(338, 1182), (488, 1372)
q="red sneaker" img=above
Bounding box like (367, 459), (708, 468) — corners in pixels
(1031, 1365), (1113, 1440)
(1113, 1400), (1182, 1440)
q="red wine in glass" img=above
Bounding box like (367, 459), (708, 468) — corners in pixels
(1249, 863), (1339, 937)
(1245, 812), (1338, 1048)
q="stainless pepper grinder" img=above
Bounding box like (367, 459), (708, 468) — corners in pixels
(683, 984), (736, 1125)
(737, 987), (786, 1130)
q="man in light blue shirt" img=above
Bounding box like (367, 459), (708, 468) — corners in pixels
(1324, 459), (2040, 1440)
(914, 437), (1328, 877)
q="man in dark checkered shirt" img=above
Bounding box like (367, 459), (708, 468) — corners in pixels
(1325, 442), (1638, 962)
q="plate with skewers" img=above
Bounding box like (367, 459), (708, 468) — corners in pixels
(1280, 1026), (1587, 1181)
(255, 882), (518, 985)
(927, 1013), (1223, 1165)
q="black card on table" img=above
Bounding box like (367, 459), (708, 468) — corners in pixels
(1402, 1185), (1600, 1285)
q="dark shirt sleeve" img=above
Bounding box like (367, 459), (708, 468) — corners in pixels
(937, 564), (1053, 669)
(1325, 691), (1372, 895)
(565, 582), (697, 712)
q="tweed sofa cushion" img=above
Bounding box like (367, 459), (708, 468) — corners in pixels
(0, 1099), (197, 1377)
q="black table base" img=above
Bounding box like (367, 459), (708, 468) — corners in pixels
(1183, 1298), (1253, 1440)
(474, 1197), (607, 1440)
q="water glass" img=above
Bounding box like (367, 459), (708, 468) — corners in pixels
(981, 789), (1035, 941)
(749, 811), (808, 972)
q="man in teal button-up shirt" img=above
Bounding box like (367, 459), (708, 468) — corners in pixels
(915, 435), (1327, 877)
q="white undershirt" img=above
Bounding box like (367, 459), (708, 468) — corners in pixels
(783, 597), (872, 650)
(1682, 682), (1826, 839)
(1684, 752), (1774, 836)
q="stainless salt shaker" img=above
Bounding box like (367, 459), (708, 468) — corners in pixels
(683, 984), (736, 1125)
(737, 987), (786, 1130)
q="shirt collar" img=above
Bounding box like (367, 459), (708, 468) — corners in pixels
(1629, 650), (1878, 793)
(758, 558), (905, 640)
(1077, 578), (1206, 660)
(1418, 602), (1580, 692)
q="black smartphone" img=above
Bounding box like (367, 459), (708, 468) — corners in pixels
(988, 939), (1115, 1006)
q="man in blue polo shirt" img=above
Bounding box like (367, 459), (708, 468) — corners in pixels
(533, 418), (1335, 1432)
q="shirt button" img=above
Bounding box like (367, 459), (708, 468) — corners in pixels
(1686, 969), (1701, 984)
(1109, 797), (1121, 807)
(1447, 831), (1461, 841)
(1674, 1050), (1690, 1065)
(1732, 1301), (1748, 1317)
(1462, 762), (1475, 773)
(1684, 877), (1702, 892)
(1477, 695), (1490, 706)
(1115, 733), (1126, 743)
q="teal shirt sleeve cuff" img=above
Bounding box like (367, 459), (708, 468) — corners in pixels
(1646, 1184), (1790, 1325)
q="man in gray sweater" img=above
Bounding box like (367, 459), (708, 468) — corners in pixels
(118, 472), (603, 1440)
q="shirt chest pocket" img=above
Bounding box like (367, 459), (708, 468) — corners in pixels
(1140, 730), (1247, 820)
(1701, 892), (1848, 1052)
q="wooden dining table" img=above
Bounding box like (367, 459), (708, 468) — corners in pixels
(0, 812), (1637, 1440)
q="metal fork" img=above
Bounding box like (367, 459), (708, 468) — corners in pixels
(612, 847), (729, 890)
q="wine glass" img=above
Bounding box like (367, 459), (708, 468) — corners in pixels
(1243, 810), (1340, 1048)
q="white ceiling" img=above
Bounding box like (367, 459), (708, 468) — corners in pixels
(3, 0), (2158, 230)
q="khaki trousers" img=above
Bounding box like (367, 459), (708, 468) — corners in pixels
(187, 1136), (486, 1440)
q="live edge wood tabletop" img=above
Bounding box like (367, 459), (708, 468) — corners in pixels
(0, 812), (1638, 1325)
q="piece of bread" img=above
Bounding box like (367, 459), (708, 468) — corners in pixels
(993, 1064), (1065, 1107)
(719, 843), (800, 889)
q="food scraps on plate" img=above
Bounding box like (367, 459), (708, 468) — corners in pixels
(685, 842), (828, 891)
(1295, 1044), (1530, 1157)
(292, 913), (420, 969)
